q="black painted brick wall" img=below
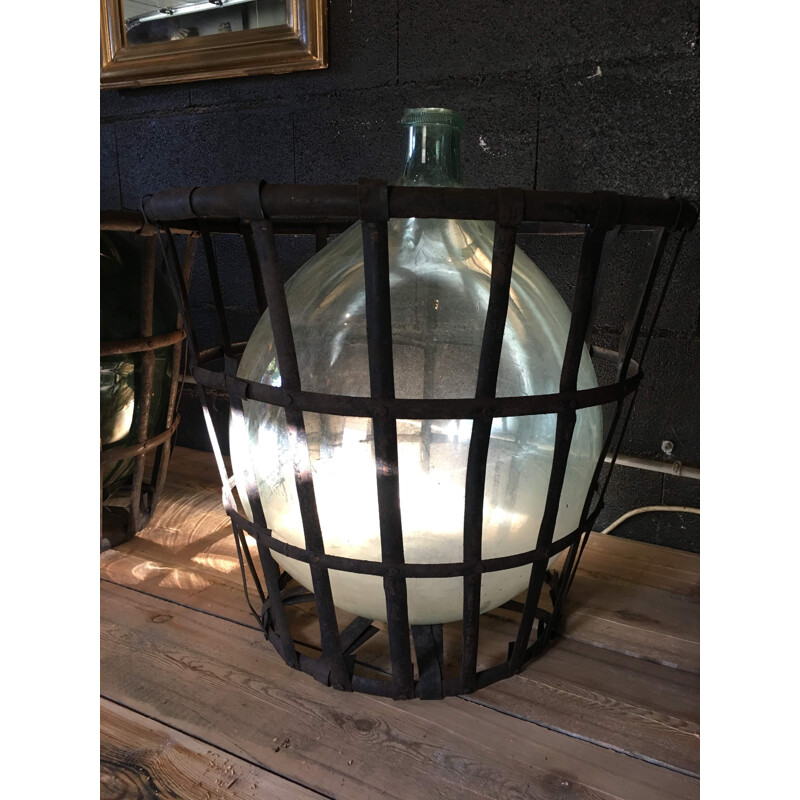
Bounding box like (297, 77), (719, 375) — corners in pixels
(101, 0), (700, 551)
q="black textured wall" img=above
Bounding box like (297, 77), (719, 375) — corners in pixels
(101, 0), (699, 551)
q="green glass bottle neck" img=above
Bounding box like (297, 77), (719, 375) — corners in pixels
(398, 123), (462, 187)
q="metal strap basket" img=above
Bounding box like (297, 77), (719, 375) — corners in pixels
(142, 180), (696, 698)
(100, 211), (189, 550)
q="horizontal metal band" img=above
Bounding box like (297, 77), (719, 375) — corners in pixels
(100, 210), (152, 235)
(143, 187), (196, 220)
(229, 506), (599, 578)
(100, 415), (180, 464)
(100, 329), (185, 357)
(197, 342), (626, 370)
(193, 364), (641, 418)
(136, 216), (588, 237)
(143, 184), (697, 231)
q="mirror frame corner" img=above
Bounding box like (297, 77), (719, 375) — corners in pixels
(101, 0), (328, 90)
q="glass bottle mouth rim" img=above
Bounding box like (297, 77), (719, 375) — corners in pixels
(400, 108), (464, 130)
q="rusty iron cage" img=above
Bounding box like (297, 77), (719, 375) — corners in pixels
(141, 181), (697, 699)
(100, 211), (190, 551)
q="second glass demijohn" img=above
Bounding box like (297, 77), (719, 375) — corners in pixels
(100, 232), (175, 496)
(231, 108), (603, 625)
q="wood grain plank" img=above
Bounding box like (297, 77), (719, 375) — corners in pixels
(576, 535), (700, 598)
(561, 611), (697, 673)
(561, 573), (699, 672)
(101, 580), (699, 800)
(101, 698), (325, 799)
(469, 638), (699, 776)
(101, 552), (255, 627)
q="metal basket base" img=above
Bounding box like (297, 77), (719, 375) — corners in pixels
(254, 569), (564, 700)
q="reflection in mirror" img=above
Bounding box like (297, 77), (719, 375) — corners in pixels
(123, 0), (288, 45)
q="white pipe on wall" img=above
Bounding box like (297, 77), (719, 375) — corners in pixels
(605, 453), (700, 481)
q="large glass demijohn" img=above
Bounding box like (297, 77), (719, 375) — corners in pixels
(231, 108), (603, 625)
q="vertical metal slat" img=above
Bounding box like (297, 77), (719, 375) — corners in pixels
(250, 219), (351, 691)
(151, 231), (197, 510)
(199, 221), (234, 358)
(583, 224), (620, 348)
(509, 192), (620, 672)
(597, 227), (670, 506)
(129, 235), (157, 532)
(461, 187), (523, 692)
(359, 178), (414, 699)
(159, 224), (285, 648)
(616, 227), (668, 382)
(240, 221), (268, 317)
(412, 625), (445, 699)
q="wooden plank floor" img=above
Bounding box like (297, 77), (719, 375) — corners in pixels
(100, 446), (700, 799)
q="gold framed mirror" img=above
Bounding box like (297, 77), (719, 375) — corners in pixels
(101, 0), (327, 89)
